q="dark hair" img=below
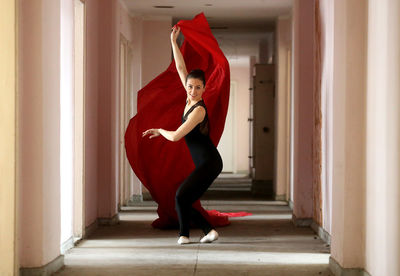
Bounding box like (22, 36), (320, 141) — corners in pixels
(186, 69), (206, 86)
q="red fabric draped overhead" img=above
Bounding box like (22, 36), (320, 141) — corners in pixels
(125, 13), (251, 229)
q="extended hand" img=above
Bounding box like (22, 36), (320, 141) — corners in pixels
(142, 128), (161, 139)
(171, 26), (180, 42)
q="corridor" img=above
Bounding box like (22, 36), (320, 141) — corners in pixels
(56, 197), (331, 276)
(2, 0), (400, 275)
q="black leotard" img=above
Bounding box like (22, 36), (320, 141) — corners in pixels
(175, 100), (223, 237)
(182, 100), (222, 167)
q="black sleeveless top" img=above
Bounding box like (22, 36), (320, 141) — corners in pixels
(182, 100), (209, 136)
(182, 100), (221, 167)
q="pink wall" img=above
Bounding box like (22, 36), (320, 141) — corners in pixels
(96, 0), (115, 218)
(85, 0), (100, 226)
(141, 18), (172, 86)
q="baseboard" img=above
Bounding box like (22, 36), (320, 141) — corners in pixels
(292, 213), (313, 227)
(288, 199), (294, 210)
(329, 256), (371, 276)
(20, 255), (64, 276)
(84, 219), (98, 239)
(310, 220), (331, 245)
(274, 194), (286, 201)
(234, 170), (250, 175)
(97, 213), (119, 226)
(60, 236), (74, 254)
(126, 194), (143, 205)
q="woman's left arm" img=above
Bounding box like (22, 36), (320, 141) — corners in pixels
(142, 107), (205, 142)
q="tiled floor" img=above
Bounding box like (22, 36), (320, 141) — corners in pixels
(55, 199), (332, 276)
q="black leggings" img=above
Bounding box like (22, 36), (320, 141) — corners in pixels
(175, 160), (222, 237)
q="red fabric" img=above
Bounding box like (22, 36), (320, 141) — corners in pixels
(125, 13), (251, 229)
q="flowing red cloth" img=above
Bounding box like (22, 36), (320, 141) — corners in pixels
(125, 13), (251, 229)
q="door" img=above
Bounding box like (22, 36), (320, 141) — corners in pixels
(252, 64), (275, 193)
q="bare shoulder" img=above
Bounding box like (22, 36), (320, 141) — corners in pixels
(187, 105), (206, 121)
(192, 105), (206, 116)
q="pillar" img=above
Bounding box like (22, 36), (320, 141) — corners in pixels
(291, 0), (315, 223)
(329, 0), (367, 273)
(18, 0), (64, 273)
(364, 0), (400, 275)
(0, 0), (17, 275)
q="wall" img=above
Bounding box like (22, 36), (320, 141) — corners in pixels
(215, 31), (261, 63)
(141, 17), (172, 86)
(0, 0), (17, 274)
(85, 0), (100, 227)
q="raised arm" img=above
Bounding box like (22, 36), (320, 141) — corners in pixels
(171, 26), (188, 88)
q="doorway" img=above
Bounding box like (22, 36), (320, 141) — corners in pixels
(251, 64), (275, 196)
(218, 81), (236, 173)
(119, 35), (134, 208)
(73, 0), (86, 240)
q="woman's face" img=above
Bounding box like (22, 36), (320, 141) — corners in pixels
(186, 77), (205, 102)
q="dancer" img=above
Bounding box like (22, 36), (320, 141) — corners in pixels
(142, 26), (223, 245)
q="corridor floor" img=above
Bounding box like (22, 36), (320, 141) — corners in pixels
(55, 199), (332, 276)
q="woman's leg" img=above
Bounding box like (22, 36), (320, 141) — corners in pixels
(175, 163), (217, 237)
(189, 207), (213, 235)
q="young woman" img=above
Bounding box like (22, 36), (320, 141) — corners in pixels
(142, 26), (223, 245)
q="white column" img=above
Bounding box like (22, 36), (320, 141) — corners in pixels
(330, 0), (367, 271)
(365, 0), (400, 275)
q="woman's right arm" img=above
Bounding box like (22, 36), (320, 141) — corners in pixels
(171, 26), (188, 88)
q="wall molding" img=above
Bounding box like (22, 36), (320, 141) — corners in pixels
(329, 257), (371, 276)
(274, 194), (286, 201)
(310, 220), (331, 245)
(288, 199), (294, 210)
(60, 236), (74, 255)
(20, 255), (64, 276)
(84, 220), (98, 239)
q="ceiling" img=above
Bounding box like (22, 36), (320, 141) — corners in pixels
(122, 0), (293, 30)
